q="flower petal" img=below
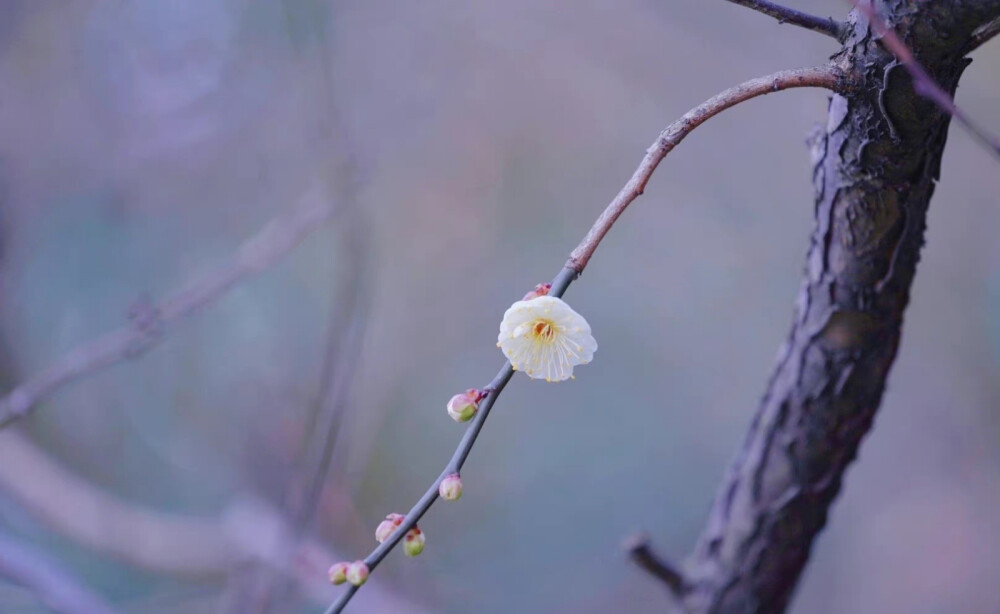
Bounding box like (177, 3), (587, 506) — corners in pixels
(497, 296), (596, 381)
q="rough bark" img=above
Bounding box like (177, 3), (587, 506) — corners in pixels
(677, 2), (1000, 612)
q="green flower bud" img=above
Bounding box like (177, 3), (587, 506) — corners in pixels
(328, 561), (349, 585)
(402, 527), (425, 557)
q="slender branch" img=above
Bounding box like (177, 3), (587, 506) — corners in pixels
(326, 65), (847, 614)
(850, 0), (1000, 161)
(0, 189), (337, 429)
(624, 534), (687, 595)
(968, 16), (1000, 50)
(0, 528), (122, 614)
(568, 65), (852, 272)
(723, 0), (847, 40)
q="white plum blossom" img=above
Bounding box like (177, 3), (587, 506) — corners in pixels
(497, 295), (596, 382)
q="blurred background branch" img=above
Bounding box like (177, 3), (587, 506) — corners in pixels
(0, 188), (339, 430)
(0, 428), (420, 611)
(217, 3), (374, 612)
(0, 527), (122, 614)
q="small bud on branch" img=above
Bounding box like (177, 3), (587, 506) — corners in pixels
(438, 474), (463, 501)
(345, 561), (369, 587)
(374, 513), (405, 544)
(447, 389), (486, 422)
(328, 562), (349, 585)
(402, 527), (425, 557)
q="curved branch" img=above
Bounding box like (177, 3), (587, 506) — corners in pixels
(723, 0), (847, 40)
(326, 65), (849, 614)
(0, 430), (234, 575)
(0, 187), (337, 429)
(0, 528), (122, 614)
(568, 66), (853, 272)
(968, 16), (1000, 50)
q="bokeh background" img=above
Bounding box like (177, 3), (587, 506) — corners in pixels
(0, 1), (998, 613)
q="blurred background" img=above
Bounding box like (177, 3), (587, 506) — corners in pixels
(0, 1), (998, 613)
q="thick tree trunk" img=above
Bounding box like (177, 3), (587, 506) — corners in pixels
(677, 2), (1000, 612)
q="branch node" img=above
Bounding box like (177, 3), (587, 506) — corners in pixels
(624, 533), (688, 596)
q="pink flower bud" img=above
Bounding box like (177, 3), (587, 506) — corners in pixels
(403, 527), (425, 557)
(438, 474), (463, 501)
(346, 560), (369, 586)
(522, 283), (552, 301)
(447, 389), (486, 423)
(375, 513), (405, 543)
(328, 561), (349, 585)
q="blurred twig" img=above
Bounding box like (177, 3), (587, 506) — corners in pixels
(229, 5), (373, 612)
(0, 527), (122, 614)
(253, 152), (370, 614)
(286, 26), (371, 543)
(325, 65), (852, 614)
(251, 222), (369, 614)
(0, 189), (338, 429)
(723, 0), (847, 40)
(0, 429), (396, 608)
(849, 0), (1000, 160)
(969, 16), (1000, 51)
(624, 534), (687, 595)
(0, 429), (234, 575)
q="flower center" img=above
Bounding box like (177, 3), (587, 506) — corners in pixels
(529, 319), (556, 342)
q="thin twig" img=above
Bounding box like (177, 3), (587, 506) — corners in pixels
(325, 65), (848, 614)
(241, 6), (372, 612)
(968, 16), (1000, 51)
(723, 0), (847, 41)
(256, 160), (370, 614)
(0, 528), (122, 614)
(0, 190), (337, 429)
(624, 533), (687, 595)
(849, 0), (1000, 161)
(568, 65), (851, 272)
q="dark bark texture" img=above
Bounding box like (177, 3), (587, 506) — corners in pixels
(676, 2), (1000, 612)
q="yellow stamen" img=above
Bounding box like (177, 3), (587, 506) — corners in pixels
(529, 319), (556, 342)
